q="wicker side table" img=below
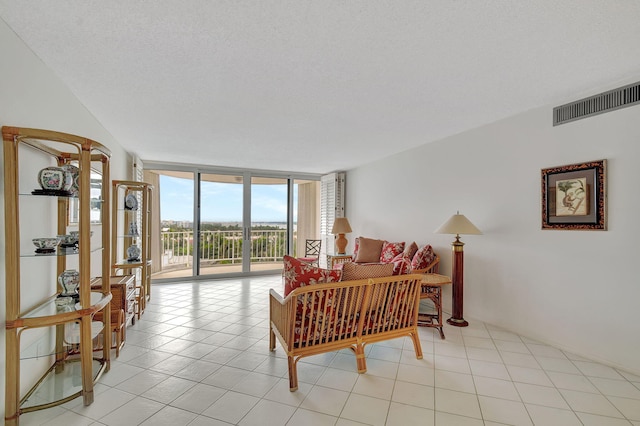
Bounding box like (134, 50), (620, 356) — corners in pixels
(418, 273), (452, 339)
(327, 254), (353, 268)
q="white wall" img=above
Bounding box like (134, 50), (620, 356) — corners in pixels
(347, 97), (640, 375)
(0, 19), (131, 418)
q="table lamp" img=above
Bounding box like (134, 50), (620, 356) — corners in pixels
(435, 211), (482, 327)
(331, 217), (352, 254)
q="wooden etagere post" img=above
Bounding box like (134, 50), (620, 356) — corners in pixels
(2, 127), (112, 425)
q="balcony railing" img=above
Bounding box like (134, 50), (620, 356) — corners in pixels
(161, 229), (289, 270)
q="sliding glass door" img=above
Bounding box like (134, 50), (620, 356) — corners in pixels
(249, 176), (289, 273)
(152, 171), (195, 279)
(147, 165), (320, 281)
(199, 173), (245, 275)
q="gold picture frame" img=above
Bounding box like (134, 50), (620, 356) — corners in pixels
(541, 160), (606, 230)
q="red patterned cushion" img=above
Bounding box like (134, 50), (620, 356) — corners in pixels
(380, 241), (405, 263)
(352, 237), (360, 260)
(391, 254), (412, 275)
(283, 255), (342, 296)
(411, 245), (436, 271)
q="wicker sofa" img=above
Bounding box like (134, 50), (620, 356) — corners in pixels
(269, 273), (424, 391)
(332, 236), (440, 276)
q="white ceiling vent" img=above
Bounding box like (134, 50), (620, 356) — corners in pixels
(553, 81), (640, 126)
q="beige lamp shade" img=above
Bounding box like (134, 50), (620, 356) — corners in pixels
(331, 217), (352, 234)
(435, 211), (482, 236)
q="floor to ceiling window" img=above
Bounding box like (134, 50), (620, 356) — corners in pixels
(144, 165), (320, 281)
(249, 176), (289, 274)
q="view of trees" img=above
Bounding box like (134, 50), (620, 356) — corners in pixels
(161, 222), (290, 264)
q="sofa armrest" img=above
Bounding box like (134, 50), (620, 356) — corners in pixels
(269, 289), (295, 349)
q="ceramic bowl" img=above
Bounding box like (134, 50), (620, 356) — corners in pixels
(32, 237), (61, 250)
(55, 296), (75, 312)
(68, 230), (93, 241)
(58, 234), (77, 245)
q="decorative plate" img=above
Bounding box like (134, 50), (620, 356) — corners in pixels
(125, 194), (138, 210)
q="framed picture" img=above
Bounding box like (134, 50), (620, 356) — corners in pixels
(541, 159), (606, 230)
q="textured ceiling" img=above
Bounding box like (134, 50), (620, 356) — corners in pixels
(2, 1), (640, 174)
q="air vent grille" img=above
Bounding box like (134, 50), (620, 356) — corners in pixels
(553, 81), (640, 126)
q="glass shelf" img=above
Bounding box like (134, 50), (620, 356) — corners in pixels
(19, 191), (77, 198)
(21, 246), (103, 258)
(114, 259), (151, 267)
(19, 191), (104, 203)
(20, 321), (105, 360)
(20, 358), (106, 412)
(18, 292), (110, 326)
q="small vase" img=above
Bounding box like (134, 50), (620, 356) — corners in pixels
(127, 245), (141, 261)
(62, 164), (79, 196)
(129, 222), (139, 236)
(58, 269), (80, 298)
(38, 166), (66, 191)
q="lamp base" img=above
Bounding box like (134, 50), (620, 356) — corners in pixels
(335, 233), (348, 255)
(447, 317), (469, 327)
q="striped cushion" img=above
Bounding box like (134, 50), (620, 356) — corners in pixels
(411, 245), (436, 271)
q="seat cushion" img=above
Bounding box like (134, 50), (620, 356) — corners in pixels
(283, 255), (342, 296)
(341, 262), (394, 281)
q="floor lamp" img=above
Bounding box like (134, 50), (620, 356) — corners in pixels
(435, 211), (482, 327)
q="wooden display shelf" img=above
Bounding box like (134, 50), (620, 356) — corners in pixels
(3, 126), (112, 425)
(111, 180), (153, 309)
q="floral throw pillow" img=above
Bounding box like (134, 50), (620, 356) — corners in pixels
(391, 253), (412, 275)
(411, 244), (436, 271)
(380, 241), (405, 263)
(283, 255), (342, 296)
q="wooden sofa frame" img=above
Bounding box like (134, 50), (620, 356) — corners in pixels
(269, 274), (424, 391)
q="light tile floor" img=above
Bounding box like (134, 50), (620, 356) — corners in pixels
(21, 275), (640, 425)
